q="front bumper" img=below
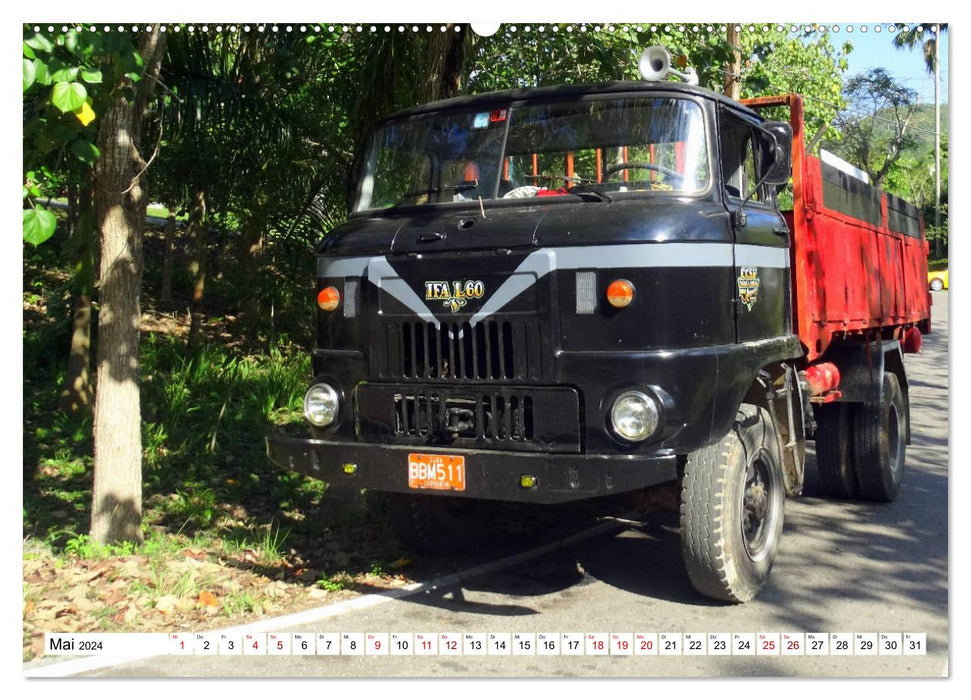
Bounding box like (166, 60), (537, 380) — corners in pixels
(266, 435), (678, 504)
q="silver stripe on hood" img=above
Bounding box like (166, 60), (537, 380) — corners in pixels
(319, 242), (788, 327)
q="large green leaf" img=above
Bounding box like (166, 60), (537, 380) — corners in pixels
(23, 207), (57, 246)
(70, 139), (100, 165)
(24, 33), (54, 53)
(51, 81), (88, 113)
(80, 68), (102, 84)
(23, 59), (36, 92)
(33, 59), (51, 86)
(50, 64), (80, 83)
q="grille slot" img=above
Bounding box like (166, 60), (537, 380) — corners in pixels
(392, 320), (532, 381)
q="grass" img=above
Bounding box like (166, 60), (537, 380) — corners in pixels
(23, 329), (398, 568)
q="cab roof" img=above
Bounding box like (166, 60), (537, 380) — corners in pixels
(380, 80), (764, 123)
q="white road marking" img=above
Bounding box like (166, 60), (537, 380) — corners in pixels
(23, 517), (629, 677)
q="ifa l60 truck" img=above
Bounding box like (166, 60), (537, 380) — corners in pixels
(267, 48), (931, 602)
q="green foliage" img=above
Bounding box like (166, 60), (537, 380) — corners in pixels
(742, 29), (850, 144)
(22, 207), (56, 246)
(50, 81), (87, 112)
(315, 573), (347, 592)
(22, 25), (152, 244)
(826, 68), (921, 188)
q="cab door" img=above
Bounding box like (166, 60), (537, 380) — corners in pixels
(718, 108), (792, 343)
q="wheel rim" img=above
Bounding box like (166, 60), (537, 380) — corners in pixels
(741, 448), (780, 562)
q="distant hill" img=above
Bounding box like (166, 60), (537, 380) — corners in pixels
(905, 103), (949, 164)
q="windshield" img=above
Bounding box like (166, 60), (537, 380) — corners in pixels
(353, 96), (710, 212)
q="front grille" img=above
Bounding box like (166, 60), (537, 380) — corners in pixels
(356, 383), (580, 453)
(395, 391), (534, 442)
(377, 319), (544, 382)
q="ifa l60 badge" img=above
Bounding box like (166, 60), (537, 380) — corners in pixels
(737, 266), (761, 311)
(425, 280), (486, 313)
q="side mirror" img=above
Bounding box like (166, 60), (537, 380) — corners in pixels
(761, 121), (793, 186)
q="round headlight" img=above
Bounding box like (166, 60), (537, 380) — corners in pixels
(610, 390), (660, 442)
(304, 383), (340, 427)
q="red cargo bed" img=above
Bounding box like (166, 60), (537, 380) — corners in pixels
(742, 94), (931, 363)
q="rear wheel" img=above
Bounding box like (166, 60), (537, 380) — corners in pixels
(813, 403), (860, 498)
(680, 404), (785, 603)
(853, 373), (906, 501)
(386, 493), (497, 556)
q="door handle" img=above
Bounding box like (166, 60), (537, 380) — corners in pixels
(417, 232), (445, 243)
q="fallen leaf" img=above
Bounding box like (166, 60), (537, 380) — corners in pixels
(102, 590), (126, 607)
(197, 590), (218, 608)
(55, 604), (78, 619)
(30, 634), (46, 659)
(241, 549), (259, 564)
(124, 604), (138, 625)
(24, 599), (34, 615)
(184, 549), (207, 560)
(155, 595), (177, 614)
(122, 559), (146, 577)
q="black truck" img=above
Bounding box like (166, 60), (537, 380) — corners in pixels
(267, 56), (927, 603)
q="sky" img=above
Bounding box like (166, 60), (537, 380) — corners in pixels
(837, 23), (949, 106)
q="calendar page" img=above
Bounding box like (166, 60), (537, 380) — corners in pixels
(19, 9), (950, 686)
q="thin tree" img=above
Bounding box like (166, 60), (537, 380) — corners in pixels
(833, 69), (918, 189)
(90, 25), (166, 544)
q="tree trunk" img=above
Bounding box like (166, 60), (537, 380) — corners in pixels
(186, 190), (208, 353)
(59, 183), (96, 415)
(90, 25), (165, 545)
(160, 210), (177, 307)
(239, 208), (266, 331)
(422, 24), (467, 103)
(724, 24), (742, 100)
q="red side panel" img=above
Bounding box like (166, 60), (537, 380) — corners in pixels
(741, 94), (931, 363)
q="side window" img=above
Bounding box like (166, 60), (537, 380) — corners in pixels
(720, 114), (765, 204)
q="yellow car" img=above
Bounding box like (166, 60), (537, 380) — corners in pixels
(928, 268), (949, 291)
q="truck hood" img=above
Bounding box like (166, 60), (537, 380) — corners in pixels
(318, 196), (728, 259)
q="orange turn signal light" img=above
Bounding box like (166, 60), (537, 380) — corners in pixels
(317, 286), (341, 312)
(606, 279), (635, 308)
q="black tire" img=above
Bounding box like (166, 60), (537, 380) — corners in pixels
(386, 493), (497, 556)
(852, 372), (906, 501)
(813, 402), (860, 498)
(680, 404), (785, 603)
(929, 278), (944, 292)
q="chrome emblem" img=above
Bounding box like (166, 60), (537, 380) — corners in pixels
(425, 280), (486, 313)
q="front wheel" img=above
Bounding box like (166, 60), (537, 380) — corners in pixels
(929, 278), (944, 292)
(680, 404), (785, 603)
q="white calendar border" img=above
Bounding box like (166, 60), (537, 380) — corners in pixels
(12, 1), (958, 691)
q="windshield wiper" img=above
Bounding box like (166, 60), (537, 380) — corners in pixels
(567, 182), (612, 203)
(394, 183), (478, 207)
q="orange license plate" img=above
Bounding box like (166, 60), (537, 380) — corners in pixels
(407, 453), (466, 491)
